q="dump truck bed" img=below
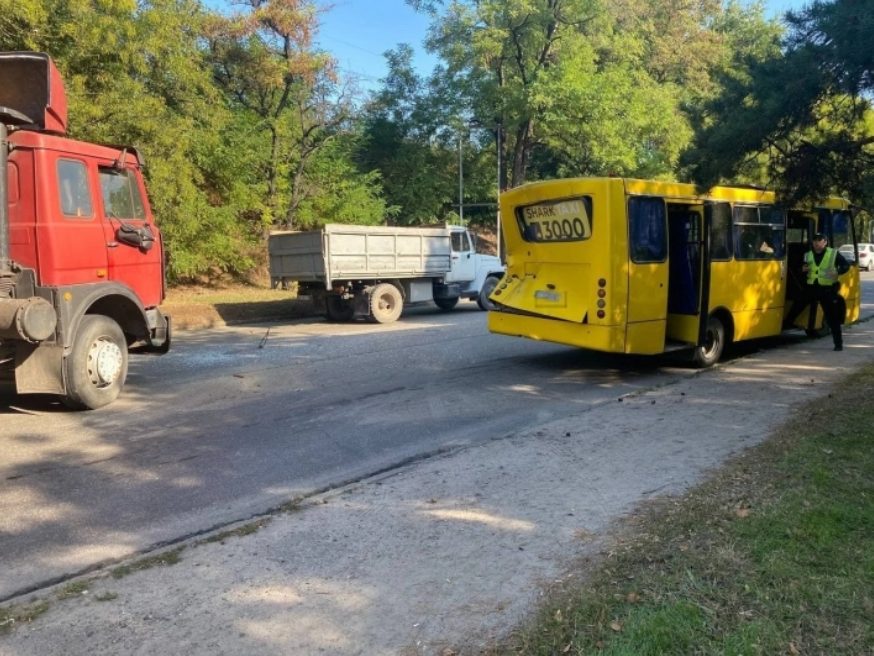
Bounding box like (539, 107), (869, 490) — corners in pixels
(268, 224), (452, 287)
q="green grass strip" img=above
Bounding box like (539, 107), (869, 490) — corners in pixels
(500, 365), (874, 656)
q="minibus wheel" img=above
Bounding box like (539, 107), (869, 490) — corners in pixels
(692, 316), (725, 368)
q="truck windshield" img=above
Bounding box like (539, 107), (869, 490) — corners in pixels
(99, 167), (146, 220)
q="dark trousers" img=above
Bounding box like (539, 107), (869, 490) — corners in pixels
(785, 284), (844, 347)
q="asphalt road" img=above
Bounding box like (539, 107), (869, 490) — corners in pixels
(2, 274), (873, 602)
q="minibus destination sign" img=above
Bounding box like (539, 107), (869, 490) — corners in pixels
(520, 198), (591, 242)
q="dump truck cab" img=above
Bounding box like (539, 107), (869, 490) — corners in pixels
(0, 51), (169, 409)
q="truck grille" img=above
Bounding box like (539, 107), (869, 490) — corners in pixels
(0, 278), (12, 298)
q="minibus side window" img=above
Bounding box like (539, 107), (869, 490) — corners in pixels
(829, 210), (854, 249)
(707, 202), (732, 260)
(629, 196), (666, 263)
(734, 205), (784, 260)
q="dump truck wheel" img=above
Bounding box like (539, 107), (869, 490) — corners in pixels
(62, 315), (128, 410)
(326, 295), (354, 322)
(369, 283), (403, 323)
(434, 296), (459, 311)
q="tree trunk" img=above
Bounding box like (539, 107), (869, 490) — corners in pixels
(511, 118), (533, 188)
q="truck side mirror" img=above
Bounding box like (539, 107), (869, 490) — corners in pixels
(116, 223), (155, 252)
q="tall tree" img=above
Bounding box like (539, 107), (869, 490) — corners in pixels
(684, 0), (874, 204)
(415, 0), (604, 187)
(358, 45), (459, 224)
(410, 0), (779, 187)
(0, 0), (262, 281)
(206, 0), (363, 230)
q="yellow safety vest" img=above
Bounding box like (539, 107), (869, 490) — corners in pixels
(805, 247), (838, 285)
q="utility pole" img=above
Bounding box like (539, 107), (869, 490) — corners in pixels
(496, 126), (502, 262)
(458, 133), (464, 224)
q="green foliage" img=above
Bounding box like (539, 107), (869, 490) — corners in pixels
(0, 0), (823, 282)
(684, 0), (874, 206)
(357, 46), (460, 225)
(537, 33), (691, 179)
(412, 0), (780, 189)
(293, 136), (394, 228)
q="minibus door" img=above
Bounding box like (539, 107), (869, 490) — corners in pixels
(666, 204), (705, 345)
(626, 196), (669, 353)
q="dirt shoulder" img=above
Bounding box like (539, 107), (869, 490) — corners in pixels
(162, 285), (320, 330)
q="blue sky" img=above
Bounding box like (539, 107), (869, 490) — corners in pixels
(314, 1), (432, 89)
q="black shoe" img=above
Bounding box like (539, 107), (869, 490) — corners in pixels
(834, 345), (843, 351)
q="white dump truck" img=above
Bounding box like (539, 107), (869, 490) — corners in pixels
(268, 224), (504, 323)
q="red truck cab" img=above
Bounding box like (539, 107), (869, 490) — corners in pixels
(0, 52), (170, 409)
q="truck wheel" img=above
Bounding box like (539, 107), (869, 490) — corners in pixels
(325, 295), (354, 322)
(369, 283), (403, 323)
(62, 315), (128, 410)
(692, 316), (725, 368)
(434, 296), (459, 311)
(477, 275), (502, 311)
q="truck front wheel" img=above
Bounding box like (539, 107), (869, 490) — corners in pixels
(63, 315), (128, 410)
(369, 283), (403, 323)
(434, 296), (459, 311)
(477, 275), (502, 311)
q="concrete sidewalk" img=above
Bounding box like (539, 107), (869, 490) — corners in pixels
(2, 320), (873, 655)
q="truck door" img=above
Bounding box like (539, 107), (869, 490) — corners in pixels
(626, 196), (668, 352)
(97, 164), (163, 307)
(43, 157), (109, 287)
(445, 229), (476, 283)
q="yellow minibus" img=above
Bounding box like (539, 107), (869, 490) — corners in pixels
(488, 177), (860, 366)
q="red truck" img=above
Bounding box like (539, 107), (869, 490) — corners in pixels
(0, 52), (170, 409)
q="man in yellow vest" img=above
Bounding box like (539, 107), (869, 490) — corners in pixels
(783, 232), (850, 350)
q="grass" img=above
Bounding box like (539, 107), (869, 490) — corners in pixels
(56, 581), (89, 600)
(166, 284), (296, 305)
(110, 546), (186, 580)
(0, 601), (50, 635)
(498, 365), (874, 656)
(198, 519), (270, 545)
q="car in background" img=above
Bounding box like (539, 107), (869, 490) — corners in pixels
(838, 243), (874, 271)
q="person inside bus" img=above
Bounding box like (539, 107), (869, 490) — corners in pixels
(782, 232), (850, 350)
(758, 239), (775, 255)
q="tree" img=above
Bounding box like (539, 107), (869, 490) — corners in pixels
(294, 135), (394, 228)
(410, 0), (780, 188)
(206, 0), (362, 231)
(416, 0), (606, 187)
(0, 0), (262, 281)
(684, 0), (874, 205)
(357, 45), (460, 224)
